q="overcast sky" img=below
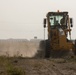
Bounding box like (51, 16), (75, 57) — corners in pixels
(0, 0), (76, 40)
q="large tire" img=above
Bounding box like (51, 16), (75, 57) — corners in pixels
(74, 40), (76, 55)
(45, 40), (51, 58)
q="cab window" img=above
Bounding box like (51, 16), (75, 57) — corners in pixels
(49, 15), (63, 26)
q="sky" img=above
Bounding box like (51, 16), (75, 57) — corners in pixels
(0, 0), (76, 40)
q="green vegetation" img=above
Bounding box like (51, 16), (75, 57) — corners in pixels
(0, 56), (25, 75)
(6, 65), (25, 75)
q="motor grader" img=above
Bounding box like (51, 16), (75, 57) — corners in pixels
(0, 11), (76, 58)
(43, 11), (76, 58)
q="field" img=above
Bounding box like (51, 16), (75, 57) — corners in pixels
(0, 57), (76, 75)
(0, 39), (76, 75)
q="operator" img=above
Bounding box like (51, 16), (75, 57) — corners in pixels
(60, 17), (65, 25)
(56, 20), (60, 25)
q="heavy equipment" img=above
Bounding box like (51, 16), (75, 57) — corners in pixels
(0, 11), (76, 58)
(43, 10), (76, 58)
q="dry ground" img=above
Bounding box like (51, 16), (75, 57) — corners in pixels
(0, 57), (76, 75)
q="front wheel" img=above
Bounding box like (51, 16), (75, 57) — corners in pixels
(74, 40), (76, 55)
(45, 40), (51, 58)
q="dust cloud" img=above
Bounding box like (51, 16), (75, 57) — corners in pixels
(0, 39), (45, 57)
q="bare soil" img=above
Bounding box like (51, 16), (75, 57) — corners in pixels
(0, 57), (76, 75)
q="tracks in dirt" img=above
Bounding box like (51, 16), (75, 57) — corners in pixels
(16, 58), (76, 75)
(37, 59), (64, 75)
(24, 59), (64, 75)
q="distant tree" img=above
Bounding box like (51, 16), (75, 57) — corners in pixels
(34, 36), (37, 39)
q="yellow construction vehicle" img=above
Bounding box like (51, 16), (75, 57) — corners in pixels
(0, 11), (76, 58)
(43, 11), (76, 58)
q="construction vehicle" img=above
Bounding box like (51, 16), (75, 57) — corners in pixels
(43, 10), (76, 58)
(0, 11), (76, 58)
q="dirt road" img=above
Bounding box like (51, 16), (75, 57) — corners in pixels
(0, 57), (76, 75)
(18, 58), (76, 75)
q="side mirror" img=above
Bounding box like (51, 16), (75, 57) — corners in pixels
(70, 18), (73, 27)
(43, 18), (46, 28)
